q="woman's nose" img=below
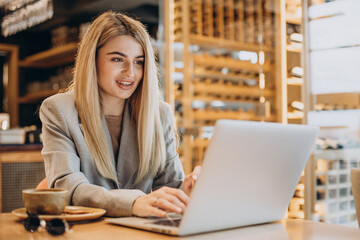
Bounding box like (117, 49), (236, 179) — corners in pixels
(122, 62), (135, 78)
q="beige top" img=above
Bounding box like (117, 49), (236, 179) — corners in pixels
(105, 114), (123, 159)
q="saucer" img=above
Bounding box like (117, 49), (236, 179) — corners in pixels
(12, 206), (106, 221)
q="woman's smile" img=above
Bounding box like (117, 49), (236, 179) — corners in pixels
(116, 80), (135, 90)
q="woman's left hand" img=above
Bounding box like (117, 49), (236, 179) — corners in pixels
(183, 166), (201, 196)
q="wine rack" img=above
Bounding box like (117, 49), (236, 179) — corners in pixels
(305, 0), (360, 227)
(313, 148), (360, 226)
(284, 0), (307, 221)
(166, 0), (279, 173)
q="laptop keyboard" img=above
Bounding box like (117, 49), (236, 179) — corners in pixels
(152, 219), (181, 227)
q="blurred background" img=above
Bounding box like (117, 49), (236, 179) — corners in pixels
(0, 0), (359, 228)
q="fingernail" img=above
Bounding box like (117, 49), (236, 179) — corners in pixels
(192, 175), (198, 181)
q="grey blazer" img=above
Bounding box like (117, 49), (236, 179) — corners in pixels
(39, 90), (184, 217)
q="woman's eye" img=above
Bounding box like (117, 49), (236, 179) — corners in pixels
(112, 57), (123, 62)
(135, 60), (144, 65)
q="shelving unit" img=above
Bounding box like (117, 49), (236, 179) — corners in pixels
(163, 1), (317, 222)
(12, 43), (76, 125)
(19, 42), (77, 68)
(165, 0), (282, 173)
(313, 148), (360, 226)
(307, 120), (360, 228)
(0, 44), (19, 128)
(281, 0), (309, 220)
(17, 89), (64, 104)
(304, 0), (360, 227)
(285, 0), (304, 125)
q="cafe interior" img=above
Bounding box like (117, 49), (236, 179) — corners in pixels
(0, 0), (360, 239)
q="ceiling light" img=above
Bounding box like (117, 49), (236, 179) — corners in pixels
(0, 0), (53, 37)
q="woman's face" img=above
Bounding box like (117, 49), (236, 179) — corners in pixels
(96, 35), (144, 105)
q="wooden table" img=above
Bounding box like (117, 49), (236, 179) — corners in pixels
(1, 213), (360, 240)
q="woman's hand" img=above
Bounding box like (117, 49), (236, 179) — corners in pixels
(183, 166), (202, 196)
(132, 186), (190, 218)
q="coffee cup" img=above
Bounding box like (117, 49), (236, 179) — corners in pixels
(22, 188), (68, 215)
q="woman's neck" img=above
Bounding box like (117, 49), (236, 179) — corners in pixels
(101, 95), (125, 116)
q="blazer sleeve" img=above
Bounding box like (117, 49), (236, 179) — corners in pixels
(40, 96), (144, 217)
(152, 103), (185, 190)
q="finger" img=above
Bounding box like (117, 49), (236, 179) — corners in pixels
(190, 166), (202, 191)
(157, 192), (186, 212)
(151, 196), (160, 207)
(182, 177), (193, 196)
(186, 166), (201, 190)
(155, 198), (183, 214)
(192, 166), (202, 181)
(183, 168), (200, 195)
(148, 205), (167, 218)
(165, 188), (190, 206)
(150, 188), (186, 211)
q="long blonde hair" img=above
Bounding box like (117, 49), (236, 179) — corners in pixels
(69, 11), (166, 184)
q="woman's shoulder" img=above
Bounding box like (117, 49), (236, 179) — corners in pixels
(43, 90), (74, 104)
(41, 90), (76, 112)
(159, 101), (173, 120)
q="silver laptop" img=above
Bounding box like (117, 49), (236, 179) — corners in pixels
(106, 120), (319, 236)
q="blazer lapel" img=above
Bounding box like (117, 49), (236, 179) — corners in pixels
(101, 115), (116, 170)
(79, 114), (120, 188)
(116, 101), (139, 188)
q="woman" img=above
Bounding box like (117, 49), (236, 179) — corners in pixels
(40, 11), (200, 217)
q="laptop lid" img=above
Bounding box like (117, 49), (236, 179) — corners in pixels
(178, 120), (319, 235)
(106, 120), (319, 236)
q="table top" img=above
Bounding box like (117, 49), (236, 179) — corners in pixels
(1, 213), (360, 240)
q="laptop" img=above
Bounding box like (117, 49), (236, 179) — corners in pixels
(106, 120), (319, 236)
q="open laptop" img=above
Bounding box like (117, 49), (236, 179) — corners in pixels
(106, 120), (319, 236)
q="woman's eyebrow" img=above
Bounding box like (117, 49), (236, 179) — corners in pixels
(107, 51), (144, 58)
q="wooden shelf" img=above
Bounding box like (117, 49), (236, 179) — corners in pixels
(0, 144), (42, 152)
(0, 150), (43, 163)
(180, 96), (265, 105)
(287, 111), (304, 119)
(193, 109), (276, 122)
(19, 42), (78, 68)
(193, 54), (272, 73)
(193, 68), (257, 82)
(286, 17), (301, 25)
(174, 35), (274, 53)
(18, 89), (64, 103)
(193, 82), (275, 98)
(314, 148), (360, 160)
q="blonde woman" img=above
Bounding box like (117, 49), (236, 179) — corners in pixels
(40, 11), (200, 217)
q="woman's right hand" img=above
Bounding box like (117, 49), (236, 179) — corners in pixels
(131, 186), (190, 217)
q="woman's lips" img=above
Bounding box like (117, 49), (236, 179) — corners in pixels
(116, 80), (134, 90)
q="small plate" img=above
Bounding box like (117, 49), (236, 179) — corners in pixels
(12, 206), (106, 221)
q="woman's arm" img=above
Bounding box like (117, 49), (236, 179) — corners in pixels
(152, 103), (201, 197)
(40, 94), (145, 217)
(152, 102), (185, 190)
(131, 103), (190, 217)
